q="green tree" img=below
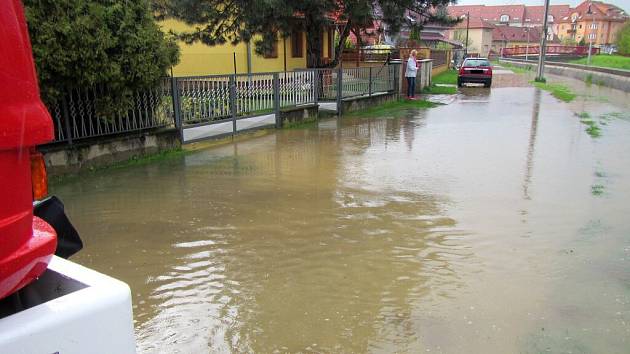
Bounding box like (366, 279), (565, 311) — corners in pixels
(24, 0), (179, 107)
(155, 0), (458, 68)
(617, 21), (630, 55)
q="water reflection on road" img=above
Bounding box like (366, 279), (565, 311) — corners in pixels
(53, 82), (630, 353)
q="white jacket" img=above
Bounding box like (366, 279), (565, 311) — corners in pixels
(405, 57), (418, 77)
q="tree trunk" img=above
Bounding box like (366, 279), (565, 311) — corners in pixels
(306, 26), (323, 68)
(327, 19), (352, 68)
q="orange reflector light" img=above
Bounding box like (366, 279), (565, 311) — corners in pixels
(30, 150), (48, 200)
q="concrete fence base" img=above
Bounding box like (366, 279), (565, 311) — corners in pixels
(341, 92), (398, 113)
(40, 128), (181, 177)
(279, 104), (319, 127)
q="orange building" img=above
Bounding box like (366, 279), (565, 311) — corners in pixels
(556, 1), (628, 46)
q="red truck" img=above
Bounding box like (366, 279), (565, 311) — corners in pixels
(0, 0), (80, 301)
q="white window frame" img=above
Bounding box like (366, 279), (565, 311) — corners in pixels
(588, 33), (596, 40)
(500, 14), (510, 22)
(590, 23), (598, 29)
(547, 15), (554, 22)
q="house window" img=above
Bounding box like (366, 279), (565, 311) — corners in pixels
(291, 31), (303, 58)
(264, 39), (278, 58)
(571, 14), (578, 22)
(590, 23), (598, 29)
(588, 33), (596, 40)
(547, 15), (554, 22)
(500, 14), (510, 22)
(579, 24), (582, 29)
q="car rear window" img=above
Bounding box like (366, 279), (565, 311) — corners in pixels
(464, 59), (491, 67)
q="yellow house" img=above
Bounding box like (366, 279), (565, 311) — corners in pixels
(447, 17), (495, 57)
(160, 19), (335, 76)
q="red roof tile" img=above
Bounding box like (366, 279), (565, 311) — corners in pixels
(524, 5), (571, 24)
(448, 5), (526, 24)
(452, 17), (495, 29)
(559, 1), (628, 23)
(492, 26), (542, 42)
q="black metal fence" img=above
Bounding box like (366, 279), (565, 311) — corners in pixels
(46, 64), (400, 145)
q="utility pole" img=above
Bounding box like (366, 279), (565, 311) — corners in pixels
(525, 28), (530, 61)
(587, 1), (594, 65)
(465, 12), (470, 58)
(536, 0), (551, 82)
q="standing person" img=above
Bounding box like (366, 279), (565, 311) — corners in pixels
(405, 50), (418, 99)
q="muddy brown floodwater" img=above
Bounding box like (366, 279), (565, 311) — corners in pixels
(53, 70), (630, 353)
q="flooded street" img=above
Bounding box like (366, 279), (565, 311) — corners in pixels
(52, 70), (630, 353)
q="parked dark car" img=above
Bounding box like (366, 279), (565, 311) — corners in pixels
(457, 58), (493, 88)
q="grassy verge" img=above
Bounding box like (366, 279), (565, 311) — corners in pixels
(570, 55), (630, 71)
(499, 61), (535, 74)
(422, 85), (457, 94)
(532, 81), (576, 102)
(49, 148), (192, 185)
(432, 70), (458, 85)
(345, 99), (439, 118)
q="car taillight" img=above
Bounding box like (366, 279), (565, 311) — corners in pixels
(30, 149), (47, 200)
(459, 67), (465, 75)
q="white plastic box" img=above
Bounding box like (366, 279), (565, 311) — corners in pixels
(0, 256), (136, 354)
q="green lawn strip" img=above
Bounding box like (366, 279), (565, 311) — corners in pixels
(422, 85), (457, 94)
(532, 81), (576, 102)
(345, 99), (439, 118)
(432, 70), (458, 85)
(570, 55), (630, 71)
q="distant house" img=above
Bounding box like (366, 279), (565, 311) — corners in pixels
(556, 1), (628, 46)
(446, 17), (495, 57)
(160, 19), (335, 76)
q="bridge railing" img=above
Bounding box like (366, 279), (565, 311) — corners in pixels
(502, 45), (599, 57)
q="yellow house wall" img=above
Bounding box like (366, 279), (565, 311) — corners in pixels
(450, 28), (492, 57)
(160, 19), (310, 76)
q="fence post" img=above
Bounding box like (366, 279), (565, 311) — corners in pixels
(229, 75), (237, 136)
(336, 67), (343, 116)
(170, 77), (183, 139)
(368, 67), (373, 96)
(273, 73), (281, 129)
(313, 70), (319, 106)
(61, 96), (73, 145)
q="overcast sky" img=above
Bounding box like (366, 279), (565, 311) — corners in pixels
(453, 0), (629, 11)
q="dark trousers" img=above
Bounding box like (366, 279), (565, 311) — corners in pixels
(406, 77), (416, 97)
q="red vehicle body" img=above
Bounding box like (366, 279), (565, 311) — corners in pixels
(0, 0), (58, 299)
(458, 58), (493, 88)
